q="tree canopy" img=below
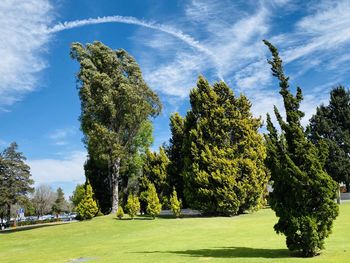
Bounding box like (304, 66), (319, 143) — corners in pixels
(0, 142), (33, 222)
(71, 41), (162, 213)
(182, 76), (268, 215)
(167, 113), (186, 205)
(308, 86), (350, 191)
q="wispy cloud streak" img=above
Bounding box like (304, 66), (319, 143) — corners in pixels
(45, 15), (223, 79)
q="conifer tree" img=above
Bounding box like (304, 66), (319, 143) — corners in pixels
(139, 147), (169, 202)
(146, 183), (162, 219)
(308, 86), (350, 192)
(182, 77), (268, 215)
(125, 194), (140, 219)
(76, 182), (98, 220)
(170, 188), (181, 217)
(116, 206), (124, 219)
(52, 187), (68, 216)
(0, 142), (33, 223)
(263, 40), (339, 257)
(167, 113), (185, 205)
(70, 184), (85, 208)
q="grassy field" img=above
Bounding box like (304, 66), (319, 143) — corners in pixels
(0, 202), (349, 263)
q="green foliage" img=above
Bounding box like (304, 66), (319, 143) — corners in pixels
(139, 190), (148, 215)
(125, 194), (140, 219)
(84, 157), (111, 214)
(52, 187), (68, 215)
(263, 40), (339, 257)
(182, 76), (268, 215)
(146, 183), (162, 219)
(76, 182), (99, 220)
(116, 206), (124, 219)
(140, 147), (170, 202)
(167, 113), (186, 205)
(70, 184), (85, 208)
(120, 120), (155, 206)
(308, 86), (350, 191)
(71, 41), (161, 213)
(0, 142), (33, 222)
(170, 188), (181, 217)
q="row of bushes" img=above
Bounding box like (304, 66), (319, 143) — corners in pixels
(116, 187), (181, 219)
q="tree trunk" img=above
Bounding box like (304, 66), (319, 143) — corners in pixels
(6, 204), (11, 225)
(111, 157), (121, 214)
(346, 181), (350, 193)
(337, 184), (341, 204)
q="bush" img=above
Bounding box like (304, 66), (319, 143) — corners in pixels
(170, 188), (182, 217)
(76, 182), (99, 220)
(116, 207), (124, 219)
(125, 194), (140, 219)
(146, 183), (162, 219)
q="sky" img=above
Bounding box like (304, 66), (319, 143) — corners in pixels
(1, 0), (350, 197)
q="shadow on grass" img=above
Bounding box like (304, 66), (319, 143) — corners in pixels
(0, 222), (69, 234)
(114, 217), (153, 221)
(134, 246), (290, 259)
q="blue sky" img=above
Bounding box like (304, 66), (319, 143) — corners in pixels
(1, 0), (350, 197)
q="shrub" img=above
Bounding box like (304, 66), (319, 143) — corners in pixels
(125, 194), (140, 219)
(116, 207), (124, 219)
(170, 188), (182, 217)
(146, 183), (162, 219)
(76, 182), (98, 220)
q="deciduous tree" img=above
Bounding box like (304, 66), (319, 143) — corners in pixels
(71, 41), (161, 213)
(32, 184), (56, 217)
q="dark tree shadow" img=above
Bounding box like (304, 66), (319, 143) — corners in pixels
(114, 217), (153, 221)
(0, 222), (68, 234)
(134, 246), (291, 259)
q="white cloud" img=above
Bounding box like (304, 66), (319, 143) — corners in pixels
(48, 127), (77, 146)
(0, 6), (224, 109)
(281, 1), (350, 64)
(0, 0), (53, 109)
(28, 151), (86, 184)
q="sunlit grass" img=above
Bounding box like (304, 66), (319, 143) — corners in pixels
(0, 202), (349, 263)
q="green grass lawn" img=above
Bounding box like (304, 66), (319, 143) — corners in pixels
(1, 202), (349, 263)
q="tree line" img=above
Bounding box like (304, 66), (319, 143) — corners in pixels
(0, 144), (72, 224)
(1, 40), (350, 257)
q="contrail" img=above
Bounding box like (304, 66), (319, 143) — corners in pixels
(45, 15), (223, 80)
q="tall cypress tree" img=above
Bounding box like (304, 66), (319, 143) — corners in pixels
(139, 147), (169, 202)
(167, 113), (185, 204)
(182, 76), (268, 215)
(308, 86), (350, 192)
(263, 40), (339, 257)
